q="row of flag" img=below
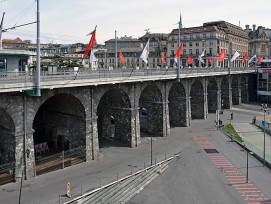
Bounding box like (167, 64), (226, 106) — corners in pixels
(83, 27), (264, 66)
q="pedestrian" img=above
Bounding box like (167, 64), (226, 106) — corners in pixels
(230, 112), (233, 120)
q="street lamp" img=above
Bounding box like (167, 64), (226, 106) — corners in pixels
(261, 103), (267, 166)
(245, 147), (253, 183)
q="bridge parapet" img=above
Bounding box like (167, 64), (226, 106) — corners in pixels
(0, 67), (256, 93)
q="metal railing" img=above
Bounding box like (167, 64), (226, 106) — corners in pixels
(0, 66), (256, 84)
(35, 146), (86, 176)
(0, 162), (15, 185)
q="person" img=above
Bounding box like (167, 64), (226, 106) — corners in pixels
(230, 112), (233, 120)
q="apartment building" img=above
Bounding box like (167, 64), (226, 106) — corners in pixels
(167, 21), (249, 68)
(245, 24), (271, 59)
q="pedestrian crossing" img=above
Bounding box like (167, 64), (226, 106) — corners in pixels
(193, 135), (271, 204)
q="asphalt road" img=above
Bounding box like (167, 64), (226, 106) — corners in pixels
(1, 104), (271, 204)
(129, 105), (271, 204)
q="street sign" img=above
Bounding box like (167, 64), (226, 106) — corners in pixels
(67, 182), (71, 198)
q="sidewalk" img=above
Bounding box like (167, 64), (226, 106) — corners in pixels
(232, 122), (271, 165)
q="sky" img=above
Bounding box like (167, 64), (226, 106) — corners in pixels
(0, 0), (270, 45)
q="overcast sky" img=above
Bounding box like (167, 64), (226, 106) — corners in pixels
(0, 0), (270, 44)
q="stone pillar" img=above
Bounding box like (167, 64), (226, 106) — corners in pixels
(186, 93), (191, 126)
(92, 117), (99, 160)
(85, 117), (93, 161)
(130, 108), (141, 147)
(217, 89), (222, 111)
(238, 85), (242, 105)
(162, 100), (170, 137)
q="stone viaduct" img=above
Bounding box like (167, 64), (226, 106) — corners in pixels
(0, 68), (255, 180)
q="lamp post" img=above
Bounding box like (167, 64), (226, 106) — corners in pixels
(104, 49), (107, 69)
(261, 103), (267, 166)
(246, 148), (253, 183)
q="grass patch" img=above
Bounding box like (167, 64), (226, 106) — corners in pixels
(220, 123), (244, 143)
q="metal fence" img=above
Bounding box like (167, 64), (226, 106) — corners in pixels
(0, 66), (256, 85)
(35, 146), (86, 176)
(0, 162), (15, 186)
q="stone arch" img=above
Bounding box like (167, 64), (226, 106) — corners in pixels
(33, 93), (86, 158)
(168, 82), (187, 127)
(232, 75), (240, 105)
(139, 85), (163, 135)
(97, 88), (132, 147)
(0, 108), (15, 165)
(190, 80), (204, 119)
(207, 78), (218, 113)
(221, 77), (230, 109)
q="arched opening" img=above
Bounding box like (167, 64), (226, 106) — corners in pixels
(97, 88), (131, 147)
(168, 82), (187, 127)
(207, 78), (218, 113)
(0, 108), (15, 185)
(139, 85), (163, 136)
(33, 93), (86, 175)
(190, 80), (204, 119)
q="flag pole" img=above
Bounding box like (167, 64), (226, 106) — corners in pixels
(115, 30), (118, 69)
(177, 11), (182, 82)
(35, 0), (41, 96)
(0, 12), (5, 50)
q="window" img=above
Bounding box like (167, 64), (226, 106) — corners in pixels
(202, 41), (206, 47)
(171, 43), (174, 48)
(196, 34), (200, 39)
(209, 48), (213, 55)
(195, 42), (199, 46)
(183, 49), (186, 55)
(0, 58), (7, 70)
(183, 36), (187, 40)
(196, 49), (199, 55)
(261, 45), (266, 52)
(183, 43), (186, 47)
(190, 35), (193, 40)
(209, 41), (214, 46)
(171, 50), (174, 56)
(203, 34), (206, 39)
(189, 49), (192, 54)
(189, 42), (193, 47)
(210, 33), (214, 38)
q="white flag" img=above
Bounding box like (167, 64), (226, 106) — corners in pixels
(230, 51), (240, 62)
(248, 54), (257, 64)
(140, 39), (150, 64)
(198, 48), (205, 64)
(89, 50), (96, 62)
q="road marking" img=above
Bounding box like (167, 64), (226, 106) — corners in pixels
(193, 136), (270, 204)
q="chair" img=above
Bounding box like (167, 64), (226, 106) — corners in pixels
(34, 144), (41, 155)
(42, 142), (49, 153)
(38, 143), (45, 154)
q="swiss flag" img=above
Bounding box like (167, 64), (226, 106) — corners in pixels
(257, 56), (263, 64)
(218, 50), (225, 62)
(187, 56), (193, 65)
(174, 44), (183, 63)
(119, 51), (125, 65)
(83, 26), (97, 59)
(160, 55), (166, 64)
(242, 53), (248, 63)
(208, 57), (213, 66)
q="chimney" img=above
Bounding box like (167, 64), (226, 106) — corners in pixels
(253, 24), (256, 31)
(245, 25), (249, 32)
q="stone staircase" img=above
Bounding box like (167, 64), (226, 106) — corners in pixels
(64, 159), (171, 204)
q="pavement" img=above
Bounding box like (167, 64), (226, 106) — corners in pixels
(0, 103), (271, 204)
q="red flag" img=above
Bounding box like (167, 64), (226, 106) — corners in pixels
(160, 55), (166, 64)
(83, 27), (97, 59)
(208, 57), (213, 65)
(257, 56), (263, 64)
(218, 50), (225, 62)
(187, 56), (193, 65)
(119, 51), (125, 65)
(174, 44), (183, 63)
(241, 53), (248, 63)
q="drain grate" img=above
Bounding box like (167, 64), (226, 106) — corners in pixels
(204, 149), (219, 154)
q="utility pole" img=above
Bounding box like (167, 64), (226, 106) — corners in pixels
(36, 0), (41, 96)
(0, 12), (5, 50)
